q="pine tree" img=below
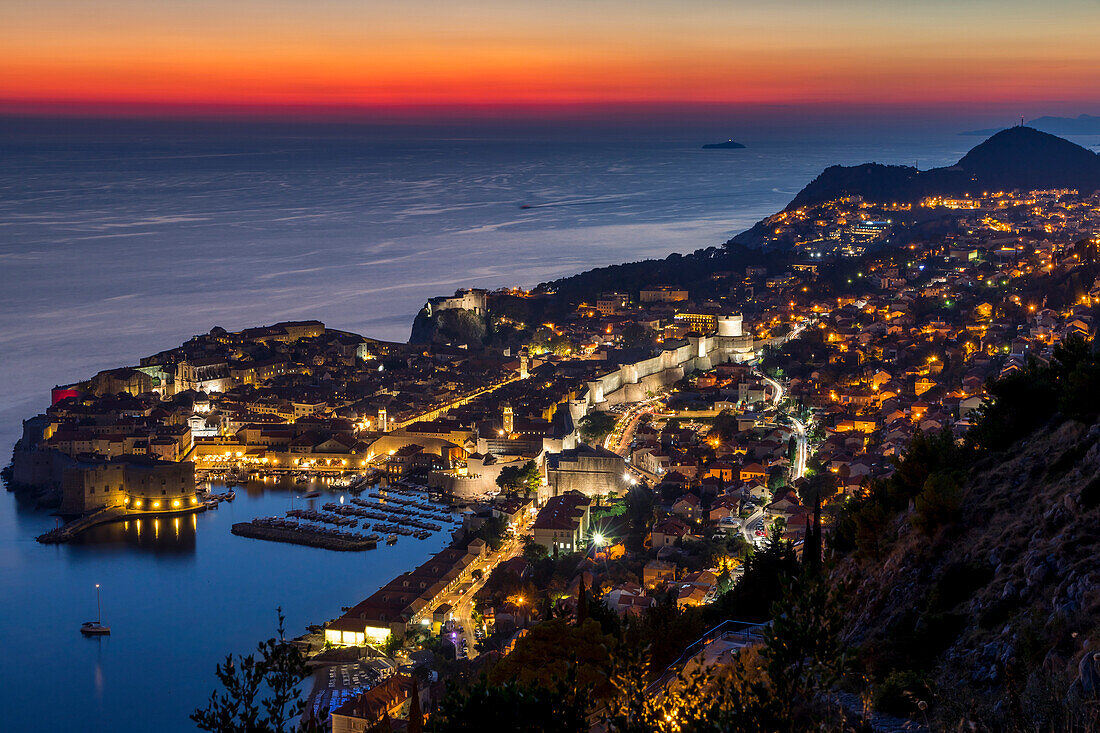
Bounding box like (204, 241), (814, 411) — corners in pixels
(192, 609), (325, 733)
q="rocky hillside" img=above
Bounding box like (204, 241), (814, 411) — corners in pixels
(731, 127), (1100, 247)
(835, 417), (1100, 728)
(787, 127), (1100, 212)
(408, 305), (487, 346)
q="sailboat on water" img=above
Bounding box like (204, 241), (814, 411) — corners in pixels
(80, 583), (110, 635)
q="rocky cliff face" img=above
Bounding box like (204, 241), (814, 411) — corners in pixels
(409, 306), (487, 346)
(835, 418), (1100, 727)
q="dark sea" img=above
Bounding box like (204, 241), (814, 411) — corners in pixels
(0, 117), (979, 731)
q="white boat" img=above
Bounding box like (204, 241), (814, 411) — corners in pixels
(80, 584), (110, 635)
(81, 621), (110, 636)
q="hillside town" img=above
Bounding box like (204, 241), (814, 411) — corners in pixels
(9, 180), (1100, 729)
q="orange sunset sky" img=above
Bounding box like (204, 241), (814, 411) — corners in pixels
(3, 0), (1100, 117)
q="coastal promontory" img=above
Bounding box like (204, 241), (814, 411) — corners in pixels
(731, 126), (1100, 247)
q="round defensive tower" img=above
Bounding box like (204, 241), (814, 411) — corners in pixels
(717, 315), (743, 337)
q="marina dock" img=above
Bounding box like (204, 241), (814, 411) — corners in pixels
(231, 521), (379, 551)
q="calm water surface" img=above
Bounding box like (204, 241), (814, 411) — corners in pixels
(1, 478), (449, 732)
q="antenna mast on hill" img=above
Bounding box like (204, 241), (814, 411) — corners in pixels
(1020, 116), (1025, 127)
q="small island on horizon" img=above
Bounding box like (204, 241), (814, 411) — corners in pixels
(702, 139), (745, 149)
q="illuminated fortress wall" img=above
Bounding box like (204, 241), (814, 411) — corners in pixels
(583, 319), (754, 409)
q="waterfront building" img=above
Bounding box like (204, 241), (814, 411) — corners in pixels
(59, 456), (197, 515)
(324, 539), (487, 646)
(429, 451), (542, 500)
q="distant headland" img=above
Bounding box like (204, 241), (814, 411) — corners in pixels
(727, 126), (1100, 249)
(702, 139), (745, 149)
(963, 113), (1100, 137)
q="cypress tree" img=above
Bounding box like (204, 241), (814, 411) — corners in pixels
(804, 494), (823, 575)
(577, 574), (588, 625)
(407, 677), (423, 733)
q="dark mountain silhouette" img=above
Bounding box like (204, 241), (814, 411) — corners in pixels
(787, 127), (1100, 211)
(954, 126), (1100, 191)
(731, 127), (1100, 247)
(783, 162), (932, 211)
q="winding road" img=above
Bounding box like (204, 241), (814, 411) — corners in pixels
(756, 370), (808, 481)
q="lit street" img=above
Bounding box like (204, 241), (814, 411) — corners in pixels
(755, 369), (808, 481)
(441, 520), (528, 655)
(603, 395), (665, 457)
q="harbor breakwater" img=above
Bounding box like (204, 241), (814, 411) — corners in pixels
(231, 521), (379, 551)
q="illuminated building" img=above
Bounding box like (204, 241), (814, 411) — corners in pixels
(58, 456), (197, 515)
(545, 444), (629, 498)
(324, 539), (487, 645)
(595, 292), (628, 315)
(674, 312), (719, 333)
(639, 286), (688, 303)
(531, 492), (591, 554)
(422, 288), (488, 317)
(845, 220), (891, 243)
